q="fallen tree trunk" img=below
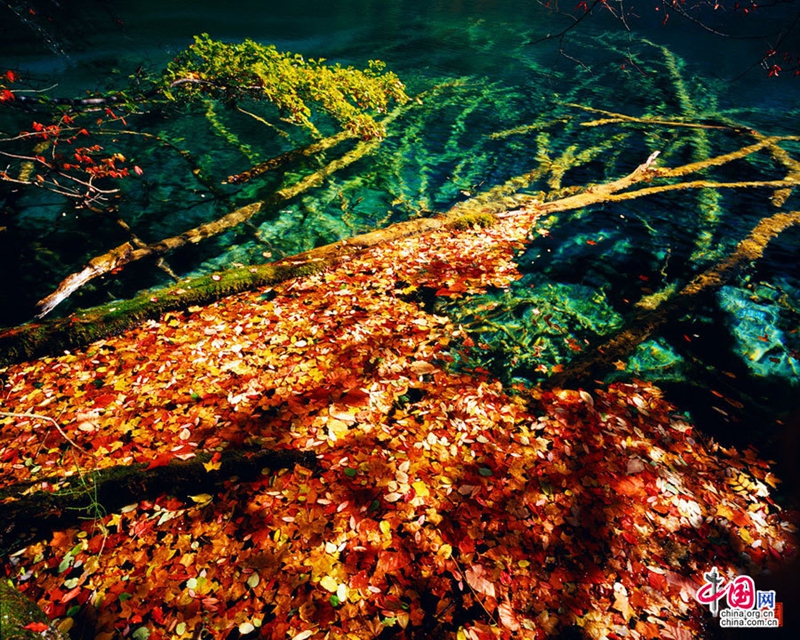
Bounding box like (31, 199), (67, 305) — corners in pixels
(546, 209), (800, 387)
(0, 580), (67, 640)
(0, 447), (317, 555)
(7, 127), (800, 368)
(35, 138), (380, 318)
(0, 212), (449, 367)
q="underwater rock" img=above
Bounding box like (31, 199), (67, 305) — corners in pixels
(717, 284), (800, 380)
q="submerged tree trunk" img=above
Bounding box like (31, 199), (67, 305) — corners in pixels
(4, 122), (799, 368)
(34, 136), (379, 318)
(546, 209), (800, 387)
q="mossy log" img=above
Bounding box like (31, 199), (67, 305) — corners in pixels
(6, 124), (799, 368)
(0, 448), (317, 555)
(547, 210), (800, 386)
(35, 137), (381, 318)
(0, 212), (455, 368)
(0, 579), (65, 640)
(0, 259), (325, 368)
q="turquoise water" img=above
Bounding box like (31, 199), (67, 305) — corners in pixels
(2, 1), (799, 445)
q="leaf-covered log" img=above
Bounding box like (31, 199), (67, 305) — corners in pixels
(0, 448), (317, 555)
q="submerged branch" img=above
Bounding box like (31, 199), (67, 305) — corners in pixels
(567, 103), (740, 131)
(225, 129), (352, 184)
(34, 139), (381, 318)
(547, 210), (800, 386)
(9, 119), (800, 365)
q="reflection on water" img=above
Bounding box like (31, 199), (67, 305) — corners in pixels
(1, 0), (799, 451)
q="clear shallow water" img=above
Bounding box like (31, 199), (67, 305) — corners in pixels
(1, 1), (799, 449)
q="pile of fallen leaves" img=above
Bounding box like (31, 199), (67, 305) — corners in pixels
(1, 209), (796, 639)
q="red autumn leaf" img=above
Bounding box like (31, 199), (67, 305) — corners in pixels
(497, 600), (520, 631)
(23, 622), (50, 632)
(146, 452), (173, 470)
(622, 530), (637, 544)
(61, 585), (82, 603)
(92, 393), (117, 408)
(651, 500), (671, 515)
(647, 569), (667, 591)
(615, 475), (645, 497)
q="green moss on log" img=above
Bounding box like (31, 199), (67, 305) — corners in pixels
(0, 447), (317, 555)
(0, 579), (65, 640)
(446, 211), (496, 230)
(0, 260), (327, 368)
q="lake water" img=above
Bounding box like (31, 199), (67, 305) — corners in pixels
(2, 0), (799, 454)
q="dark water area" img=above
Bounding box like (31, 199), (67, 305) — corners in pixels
(1, 1), (799, 465)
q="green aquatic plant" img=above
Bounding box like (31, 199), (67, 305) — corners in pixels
(162, 34), (409, 140)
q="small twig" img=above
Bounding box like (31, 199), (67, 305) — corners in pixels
(0, 411), (89, 453)
(449, 553), (499, 626)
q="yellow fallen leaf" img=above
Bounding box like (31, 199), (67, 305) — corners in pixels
(188, 493), (212, 504)
(320, 575), (338, 592)
(412, 480), (430, 497)
(203, 460), (221, 472)
(715, 504), (735, 521)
